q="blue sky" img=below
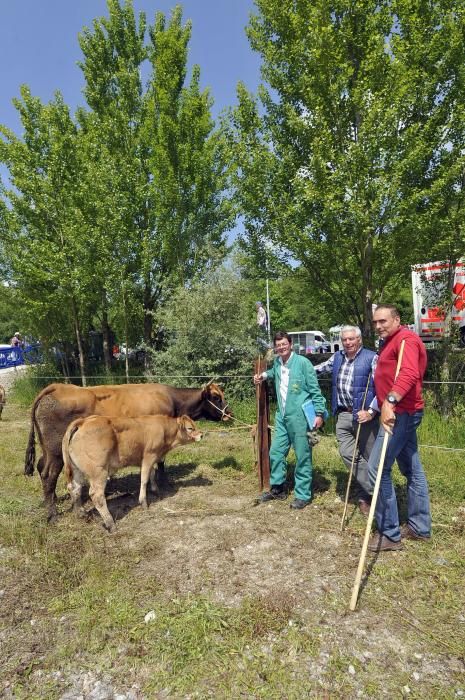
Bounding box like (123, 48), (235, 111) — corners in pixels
(0, 0), (261, 134)
(0, 1), (262, 244)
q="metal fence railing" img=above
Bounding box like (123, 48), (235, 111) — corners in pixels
(0, 344), (42, 369)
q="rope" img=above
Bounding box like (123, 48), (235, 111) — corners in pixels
(5, 372), (465, 385)
(424, 380), (465, 385)
(0, 374), (262, 380)
(205, 398), (232, 422)
(419, 443), (465, 452)
(204, 426), (253, 433)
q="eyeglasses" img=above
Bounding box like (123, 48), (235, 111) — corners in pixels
(275, 343), (290, 350)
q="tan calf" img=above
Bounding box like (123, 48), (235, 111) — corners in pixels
(63, 414), (203, 531)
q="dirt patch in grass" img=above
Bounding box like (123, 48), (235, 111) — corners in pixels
(1, 406), (464, 699)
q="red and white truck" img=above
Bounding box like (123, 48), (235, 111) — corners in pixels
(411, 259), (465, 345)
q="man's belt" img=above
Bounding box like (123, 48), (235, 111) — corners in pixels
(337, 407), (353, 413)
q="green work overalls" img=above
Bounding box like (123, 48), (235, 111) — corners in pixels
(266, 353), (326, 502)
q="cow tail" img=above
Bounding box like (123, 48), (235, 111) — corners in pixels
(24, 420), (36, 476)
(63, 421), (82, 485)
(24, 385), (56, 477)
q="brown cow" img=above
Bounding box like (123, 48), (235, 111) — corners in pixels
(0, 384), (5, 420)
(25, 381), (231, 521)
(63, 414), (203, 531)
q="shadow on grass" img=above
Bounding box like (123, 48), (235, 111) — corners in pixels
(85, 461), (211, 525)
(335, 466), (412, 525)
(284, 465), (331, 495)
(333, 467), (367, 525)
(211, 456), (242, 472)
(357, 550), (381, 603)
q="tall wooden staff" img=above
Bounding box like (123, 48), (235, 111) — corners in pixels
(254, 357), (271, 491)
(340, 372), (372, 532)
(349, 340), (405, 611)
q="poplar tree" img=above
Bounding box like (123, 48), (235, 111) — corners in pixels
(0, 90), (96, 382)
(0, 0), (232, 378)
(229, 0), (465, 337)
(78, 0), (232, 344)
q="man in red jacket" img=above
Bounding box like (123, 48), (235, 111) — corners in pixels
(367, 304), (431, 551)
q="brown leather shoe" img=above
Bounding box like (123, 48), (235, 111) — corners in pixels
(400, 524), (431, 541)
(358, 499), (371, 517)
(368, 533), (403, 552)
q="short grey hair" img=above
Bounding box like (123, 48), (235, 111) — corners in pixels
(340, 325), (362, 339)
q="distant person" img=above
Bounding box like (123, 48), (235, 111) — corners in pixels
(254, 331), (327, 509)
(367, 304), (431, 552)
(256, 301), (268, 331)
(10, 332), (23, 348)
(314, 326), (378, 516)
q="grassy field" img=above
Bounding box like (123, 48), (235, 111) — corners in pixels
(0, 393), (464, 699)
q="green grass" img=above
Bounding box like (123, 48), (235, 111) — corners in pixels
(0, 397), (464, 699)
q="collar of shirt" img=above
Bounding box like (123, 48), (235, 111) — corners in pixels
(278, 352), (293, 410)
(341, 346), (362, 362)
(279, 351), (294, 367)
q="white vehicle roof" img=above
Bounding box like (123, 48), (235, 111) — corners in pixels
(288, 330), (327, 336)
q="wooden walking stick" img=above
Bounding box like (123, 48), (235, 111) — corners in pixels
(254, 357), (271, 492)
(349, 340), (405, 612)
(340, 372), (372, 532)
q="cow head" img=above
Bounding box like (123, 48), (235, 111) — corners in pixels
(178, 415), (203, 442)
(201, 382), (232, 422)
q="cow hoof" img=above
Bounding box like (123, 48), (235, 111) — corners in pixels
(47, 512), (59, 524)
(104, 522), (116, 533)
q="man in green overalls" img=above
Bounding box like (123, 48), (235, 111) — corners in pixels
(254, 331), (327, 509)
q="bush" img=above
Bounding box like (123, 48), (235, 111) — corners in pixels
(8, 363), (61, 407)
(149, 268), (259, 400)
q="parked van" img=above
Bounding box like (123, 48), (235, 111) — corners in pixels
(287, 330), (330, 355)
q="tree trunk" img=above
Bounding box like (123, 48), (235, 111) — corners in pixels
(361, 235), (374, 343)
(437, 265), (457, 417)
(101, 295), (113, 373)
(143, 278), (153, 345)
(71, 300), (87, 387)
(60, 345), (70, 382)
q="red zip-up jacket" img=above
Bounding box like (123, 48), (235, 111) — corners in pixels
(374, 327), (427, 414)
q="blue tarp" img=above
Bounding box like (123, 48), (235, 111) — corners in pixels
(0, 344), (41, 369)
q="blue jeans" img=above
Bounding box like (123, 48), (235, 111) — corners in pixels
(368, 411), (431, 541)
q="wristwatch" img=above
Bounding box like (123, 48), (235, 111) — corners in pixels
(367, 407), (375, 416)
(386, 394), (398, 406)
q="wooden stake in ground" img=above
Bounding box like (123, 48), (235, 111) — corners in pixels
(340, 372), (372, 532)
(349, 340), (405, 611)
(254, 357), (271, 492)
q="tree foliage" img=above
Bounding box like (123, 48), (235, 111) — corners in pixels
(0, 0), (232, 378)
(228, 0), (465, 338)
(149, 266), (258, 399)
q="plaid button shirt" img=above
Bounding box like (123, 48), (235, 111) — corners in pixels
(315, 348), (377, 410)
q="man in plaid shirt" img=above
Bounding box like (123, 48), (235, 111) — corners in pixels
(315, 326), (378, 515)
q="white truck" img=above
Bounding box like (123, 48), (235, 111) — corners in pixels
(287, 330), (331, 355)
(411, 259), (465, 345)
